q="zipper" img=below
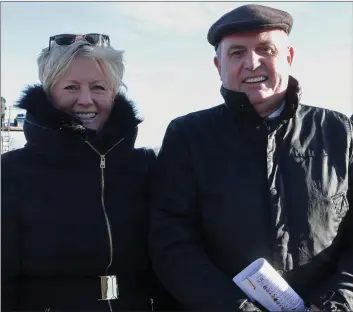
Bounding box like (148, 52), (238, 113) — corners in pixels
(85, 137), (125, 311)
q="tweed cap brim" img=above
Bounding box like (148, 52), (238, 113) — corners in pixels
(207, 4), (293, 48)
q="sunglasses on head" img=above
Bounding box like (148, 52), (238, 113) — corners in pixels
(48, 33), (110, 51)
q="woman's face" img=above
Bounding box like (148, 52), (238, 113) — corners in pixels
(51, 57), (114, 131)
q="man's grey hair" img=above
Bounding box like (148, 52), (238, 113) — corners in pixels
(38, 40), (126, 95)
(216, 45), (221, 58)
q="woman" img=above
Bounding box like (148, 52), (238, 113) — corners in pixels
(1, 33), (173, 311)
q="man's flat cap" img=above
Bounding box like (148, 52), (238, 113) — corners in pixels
(207, 4), (293, 48)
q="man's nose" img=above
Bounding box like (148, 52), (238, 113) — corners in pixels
(77, 88), (93, 105)
(243, 50), (262, 71)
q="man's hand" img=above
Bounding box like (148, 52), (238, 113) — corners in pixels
(238, 299), (263, 311)
(310, 304), (321, 311)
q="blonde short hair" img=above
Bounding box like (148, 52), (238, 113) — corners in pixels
(38, 40), (126, 95)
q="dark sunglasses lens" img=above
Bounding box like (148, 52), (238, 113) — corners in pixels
(85, 34), (100, 45)
(55, 35), (76, 45)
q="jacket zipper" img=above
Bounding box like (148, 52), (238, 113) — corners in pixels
(85, 138), (125, 311)
(85, 138), (153, 311)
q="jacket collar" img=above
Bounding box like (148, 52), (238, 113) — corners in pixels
(16, 84), (142, 159)
(221, 75), (302, 121)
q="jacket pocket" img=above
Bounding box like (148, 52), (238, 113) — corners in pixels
(331, 193), (349, 218)
(288, 148), (328, 158)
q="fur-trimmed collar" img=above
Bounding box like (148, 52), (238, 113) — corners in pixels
(16, 84), (142, 155)
(17, 84), (142, 135)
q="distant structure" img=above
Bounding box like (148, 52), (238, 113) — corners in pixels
(1, 96), (6, 129)
(1, 95), (12, 153)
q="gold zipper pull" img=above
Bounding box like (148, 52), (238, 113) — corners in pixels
(100, 155), (106, 168)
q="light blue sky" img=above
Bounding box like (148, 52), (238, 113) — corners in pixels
(1, 1), (353, 147)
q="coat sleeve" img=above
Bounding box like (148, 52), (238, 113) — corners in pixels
(149, 119), (260, 311)
(308, 120), (353, 311)
(1, 152), (23, 311)
(140, 148), (182, 311)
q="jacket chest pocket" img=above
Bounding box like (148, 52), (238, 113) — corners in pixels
(281, 148), (329, 192)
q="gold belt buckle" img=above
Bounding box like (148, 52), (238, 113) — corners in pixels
(99, 275), (119, 300)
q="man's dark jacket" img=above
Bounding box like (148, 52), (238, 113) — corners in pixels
(149, 76), (353, 311)
(1, 85), (177, 311)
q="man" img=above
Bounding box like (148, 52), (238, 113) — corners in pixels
(149, 4), (353, 312)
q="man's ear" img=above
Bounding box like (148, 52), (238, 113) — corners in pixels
(214, 56), (221, 76)
(287, 46), (294, 66)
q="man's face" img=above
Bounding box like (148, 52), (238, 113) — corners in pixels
(214, 29), (294, 116)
